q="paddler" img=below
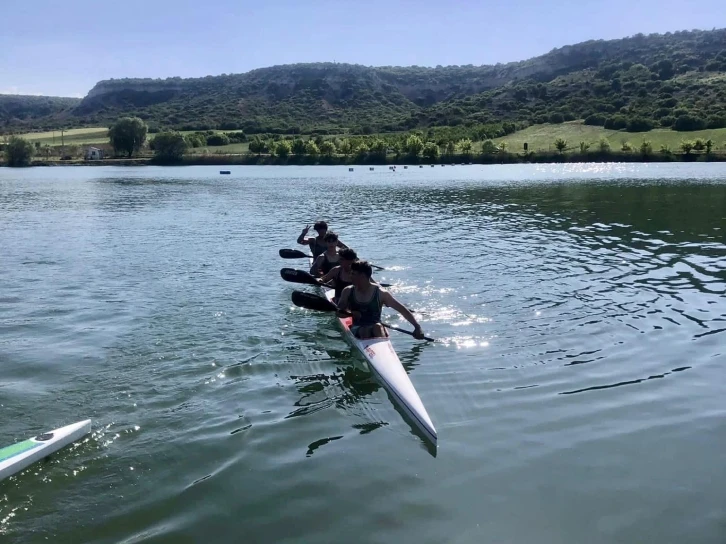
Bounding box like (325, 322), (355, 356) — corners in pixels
(317, 247), (357, 302)
(310, 232), (342, 277)
(337, 260), (425, 340)
(297, 221), (347, 258)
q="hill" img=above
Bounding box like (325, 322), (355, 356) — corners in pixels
(1, 28), (726, 134)
(0, 95), (81, 130)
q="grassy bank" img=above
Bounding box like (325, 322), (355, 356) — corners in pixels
(493, 122), (726, 153)
(13, 127), (110, 146)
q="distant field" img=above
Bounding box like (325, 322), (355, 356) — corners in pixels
(15, 127), (109, 145)
(494, 122), (726, 152)
(189, 142), (250, 154)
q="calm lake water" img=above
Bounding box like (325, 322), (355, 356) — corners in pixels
(1, 163), (725, 544)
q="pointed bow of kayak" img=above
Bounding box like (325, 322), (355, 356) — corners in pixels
(0, 419), (92, 481)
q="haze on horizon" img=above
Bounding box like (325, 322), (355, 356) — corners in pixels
(2, 0), (725, 98)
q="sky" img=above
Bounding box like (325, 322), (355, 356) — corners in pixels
(2, 0), (725, 97)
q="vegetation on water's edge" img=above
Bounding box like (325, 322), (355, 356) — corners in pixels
(8, 150), (726, 168)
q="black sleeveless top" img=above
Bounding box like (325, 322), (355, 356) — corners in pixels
(311, 238), (327, 258)
(321, 252), (340, 275)
(348, 286), (382, 327)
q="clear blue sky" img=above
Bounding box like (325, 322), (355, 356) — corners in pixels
(2, 0), (724, 97)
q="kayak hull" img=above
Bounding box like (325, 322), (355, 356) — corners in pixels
(0, 419), (92, 482)
(311, 264), (436, 445)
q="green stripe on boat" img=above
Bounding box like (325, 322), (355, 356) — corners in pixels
(0, 439), (42, 463)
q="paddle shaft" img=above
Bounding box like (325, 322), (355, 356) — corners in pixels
(280, 248), (384, 270)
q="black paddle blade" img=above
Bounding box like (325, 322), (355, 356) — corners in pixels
(279, 248), (310, 259)
(291, 291), (338, 313)
(280, 268), (319, 286)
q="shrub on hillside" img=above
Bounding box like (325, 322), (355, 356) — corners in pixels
(584, 113), (607, 126)
(626, 117), (654, 132)
(206, 133), (230, 146)
(604, 116), (628, 130)
(225, 131), (246, 143)
(673, 115), (707, 131)
(707, 116), (726, 129)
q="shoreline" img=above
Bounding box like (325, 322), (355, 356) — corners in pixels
(2, 151), (725, 167)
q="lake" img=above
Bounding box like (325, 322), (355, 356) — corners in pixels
(1, 163), (725, 544)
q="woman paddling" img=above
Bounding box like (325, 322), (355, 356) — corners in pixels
(297, 220), (347, 258)
(310, 232), (342, 277)
(337, 260), (424, 340)
(318, 247), (357, 302)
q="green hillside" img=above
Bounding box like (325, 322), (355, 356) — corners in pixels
(2, 28), (725, 136)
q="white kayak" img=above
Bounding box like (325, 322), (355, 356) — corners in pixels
(0, 419), (92, 481)
(312, 264), (437, 445)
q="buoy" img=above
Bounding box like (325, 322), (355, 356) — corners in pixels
(220, 170), (231, 175)
(370, 167), (374, 171)
(419, 165), (423, 168)
(349, 167), (354, 171)
(404, 165), (408, 169)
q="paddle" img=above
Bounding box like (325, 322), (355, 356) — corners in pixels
(280, 268), (393, 288)
(291, 290), (435, 342)
(279, 248), (385, 271)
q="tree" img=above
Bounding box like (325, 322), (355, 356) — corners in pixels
(659, 144), (672, 155)
(4, 136), (34, 166)
(291, 138), (306, 156)
(598, 138), (611, 153)
(422, 141), (439, 160)
(445, 141), (456, 156)
(248, 136), (267, 154)
(554, 138), (567, 153)
(339, 139), (353, 156)
(621, 141), (633, 152)
(705, 139), (714, 154)
(692, 138), (706, 152)
(319, 140), (336, 157)
(152, 132), (188, 162)
(584, 113), (607, 126)
(206, 133), (230, 146)
(305, 140), (320, 156)
(626, 117), (654, 132)
(109, 117), (148, 157)
(674, 114), (707, 131)
(403, 134), (424, 157)
(458, 138), (473, 157)
(579, 141), (590, 153)
(679, 140), (694, 154)
(275, 140), (292, 157)
(639, 140), (653, 156)
(369, 138), (387, 158)
(481, 139), (497, 154)
(496, 142), (507, 153)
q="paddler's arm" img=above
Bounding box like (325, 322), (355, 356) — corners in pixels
(336, 286), (360, 319)
(336, 240), (349, 250)
(310, 254), (324, 276)
(381, 291), (425, 340)
(297, 225), (311, 246)
(319, 266), (339, 285)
